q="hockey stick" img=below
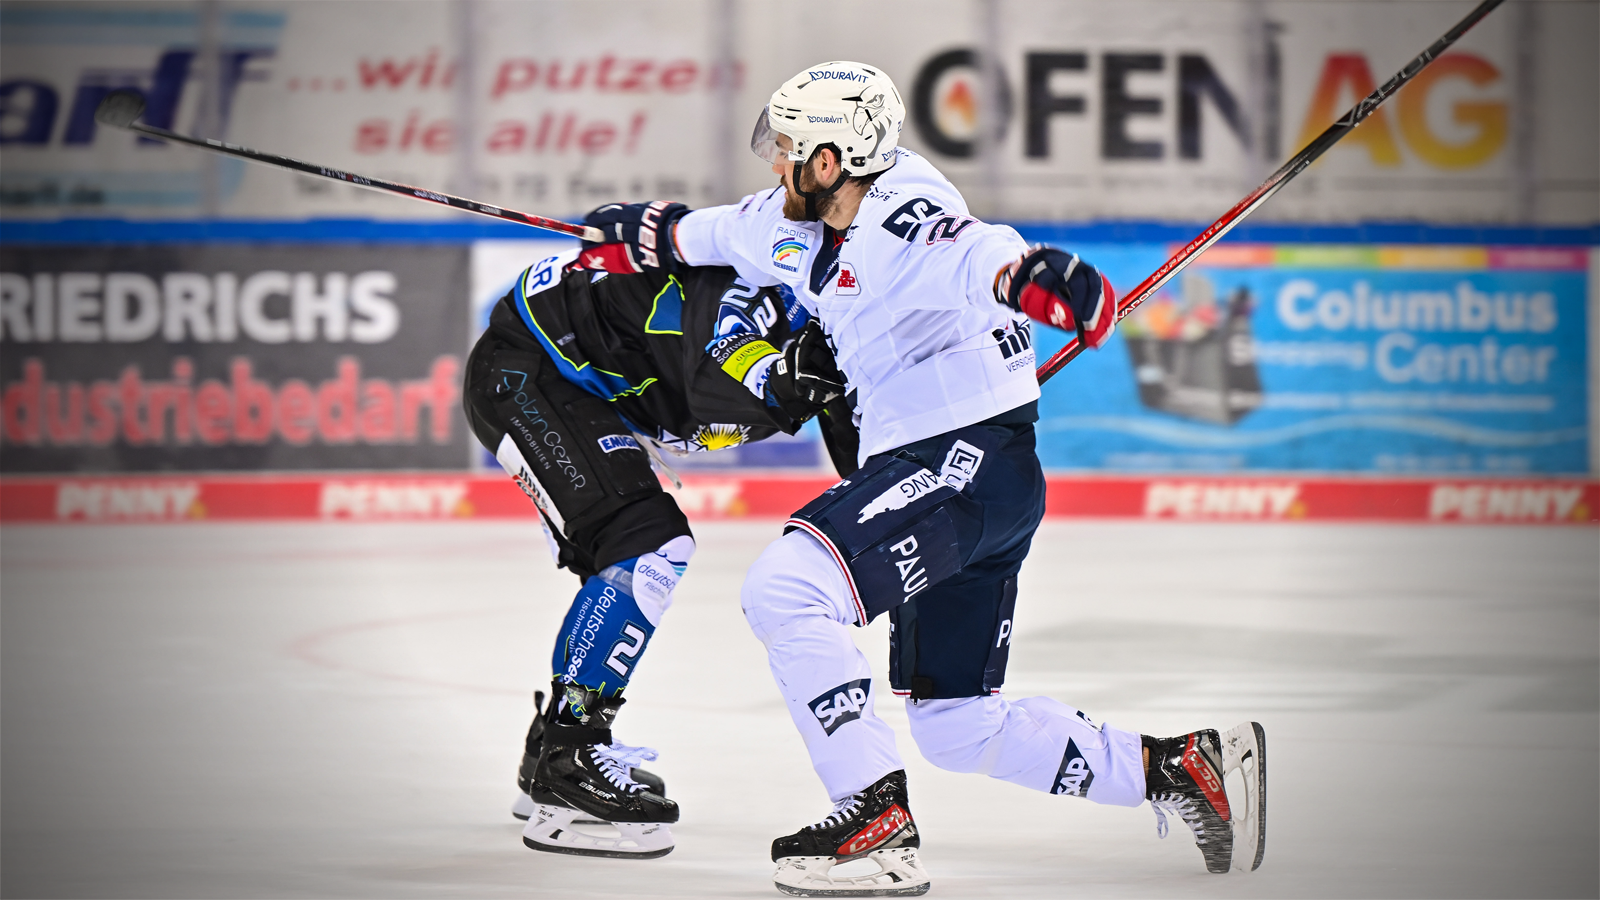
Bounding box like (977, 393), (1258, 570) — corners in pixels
(92, 88), (602, 242)
(1035, 0), (1505, 385)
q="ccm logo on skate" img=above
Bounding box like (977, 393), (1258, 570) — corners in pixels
(810, 679), (869, 736)
(1183, 735), (1231, 820)
(838, 804), (911, 857)
(1050, 738), (1096, 797)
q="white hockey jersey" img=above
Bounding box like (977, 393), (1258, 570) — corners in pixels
(675, 149), (1038, 462)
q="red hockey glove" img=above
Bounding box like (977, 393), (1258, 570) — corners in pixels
(578, 201), (690, 274)
(997, 245), (1117, 349)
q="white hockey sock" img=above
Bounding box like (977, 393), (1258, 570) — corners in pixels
(906, 694), (1145, 807)
(743, 530), (905, 802)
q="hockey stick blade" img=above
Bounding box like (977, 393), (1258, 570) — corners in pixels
(91, 88), (602, 242)
(1036, 0), (1505, 385)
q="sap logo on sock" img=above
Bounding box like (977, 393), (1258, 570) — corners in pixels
(810, 679), (870, 735)
(939, 440), (984, 492)
(857, 468), (943, 523)
(1051, 739), (1096, 798)
(597, 434), (641, 454)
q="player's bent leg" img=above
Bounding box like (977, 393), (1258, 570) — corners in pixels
(523, 532), (694, 857)
(744, 530), (927, 896)
(905, 696), (1144, 803)
(743, 529), (905, 800)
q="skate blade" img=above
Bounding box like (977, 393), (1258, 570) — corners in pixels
(1220, 721), (1267, 872)
(521, 803), (674, 859)
(774, 847), (930, 897)
(513, 791), (607, 825)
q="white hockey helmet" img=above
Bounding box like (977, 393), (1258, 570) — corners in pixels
(751, 61), (905, 177)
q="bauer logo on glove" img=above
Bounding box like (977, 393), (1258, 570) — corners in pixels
(579, 200), (691, 275)
(997, 245), (1118, 349)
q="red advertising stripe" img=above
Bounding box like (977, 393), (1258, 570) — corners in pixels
(1, 474), (1594, 525)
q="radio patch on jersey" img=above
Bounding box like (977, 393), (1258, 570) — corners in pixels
(834, 262), (861, 296)
(810, 678), (870, 735)
(597, 434), (642, 454)
(1051, 738), (1096, 797)
(772, 226), (810, 272)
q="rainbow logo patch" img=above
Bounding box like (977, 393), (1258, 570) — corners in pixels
(772, 239), (808, 272)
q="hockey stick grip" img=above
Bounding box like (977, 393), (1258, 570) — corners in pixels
(1035, 0), (1505, 385)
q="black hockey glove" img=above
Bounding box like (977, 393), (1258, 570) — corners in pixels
(578, 201), (690, 275)
(767, 321), (845, 421)
(997, 245), (1117, 348)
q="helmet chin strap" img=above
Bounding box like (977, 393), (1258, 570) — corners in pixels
(791, 146), (847, 222)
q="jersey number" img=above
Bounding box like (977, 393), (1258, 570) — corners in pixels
(604, 624), (648, 677)
(716, 281), (779, 337)
(881, 198), (944, 242)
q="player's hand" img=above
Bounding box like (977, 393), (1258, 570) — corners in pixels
(768, 321), (845, 419)
(998, 245), (1117, 348)
(578, 201), (690, 274)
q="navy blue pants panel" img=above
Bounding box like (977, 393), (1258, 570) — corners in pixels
(790, 422), (1046, 699)
(889, 573), (1018, 699)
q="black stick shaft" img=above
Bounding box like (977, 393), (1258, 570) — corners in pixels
(1037, 0), (1505, 384)
(118, 120), (600, 241)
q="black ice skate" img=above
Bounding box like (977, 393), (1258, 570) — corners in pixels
(1144, 722), (1267, 874)
(511, 690), (666, 826)
(521, 682), (678, 859)
(770, 769), (929, 897)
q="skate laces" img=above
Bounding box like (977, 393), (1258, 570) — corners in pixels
(590, 742), (659, 793)
(808, 793), (866, 831)
(1150, 791), (1206, 843)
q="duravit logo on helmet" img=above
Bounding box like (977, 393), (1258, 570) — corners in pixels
(807, 115), (845, 123)
(810, 70), (868, 83)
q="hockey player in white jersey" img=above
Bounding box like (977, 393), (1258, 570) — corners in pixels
(574, 61), (1266, 895)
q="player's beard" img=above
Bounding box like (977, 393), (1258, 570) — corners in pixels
(780, 159), (841, 223)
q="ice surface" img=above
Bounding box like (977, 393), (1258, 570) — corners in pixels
(3, 520), (1596, 898)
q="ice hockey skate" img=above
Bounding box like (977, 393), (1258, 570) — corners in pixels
(521, 683), (678, 859)
(1143, 722), (1267, 874)
(1221, 721), (1268, 871)
(511, 691), (666, 826)
(770, 770), (929, 897)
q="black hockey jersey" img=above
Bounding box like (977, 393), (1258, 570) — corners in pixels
(491, 250), (817, 456)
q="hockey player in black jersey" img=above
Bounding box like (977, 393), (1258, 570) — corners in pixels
(462, 249), (855, 859)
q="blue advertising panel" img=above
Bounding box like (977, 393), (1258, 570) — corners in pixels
(1028, 242), (1591, 474)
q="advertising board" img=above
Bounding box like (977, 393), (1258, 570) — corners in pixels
(2, 1), (1594, 224)
(1031, 240), (1591, 474)
(0, 244), (470, 471)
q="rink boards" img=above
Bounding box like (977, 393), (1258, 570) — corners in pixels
(1, 472), (1594, 525)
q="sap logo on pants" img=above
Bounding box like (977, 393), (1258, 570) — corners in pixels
(1051, 738), (1096, 798)
(810, 679), (870, 735)
(597, 434), (641, 454)
(857, 468), (943, 523)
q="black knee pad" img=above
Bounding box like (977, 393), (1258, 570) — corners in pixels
(463, 326), (689, 577)
(889, 573), (1017, 700)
